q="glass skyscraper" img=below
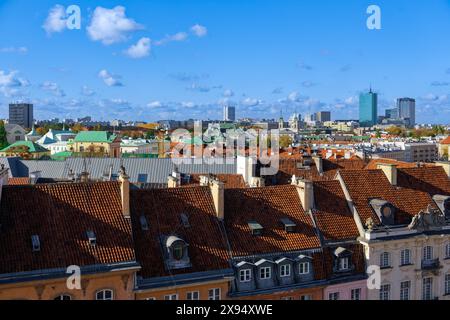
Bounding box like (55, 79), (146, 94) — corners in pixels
(359, 90), (378, 127)
(397, 98), (416, 127)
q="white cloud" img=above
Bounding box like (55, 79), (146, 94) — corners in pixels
(223, 89), (234, 97)
(191, 24), (207, 37)
(125, 37), (151, 59)
(81, 85), (96, 96)
(40, 81), (66, 97)
(0, 70), (29, 97)
(288, 91), (301, 102)
(241, 97), (262, 107)
(181, 101), (195, 108)
(0, 47), (28, 54)
(87, 6), (143, 45)
(98, 69), (124, 87)
(147, 101), (163, 108)
(155, 32), (188, 46)
(43, 5), (67, 34)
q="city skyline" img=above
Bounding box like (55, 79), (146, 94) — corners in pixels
(1, 1), (450, 123)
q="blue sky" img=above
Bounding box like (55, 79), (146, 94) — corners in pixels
(0, 0), (450, 123)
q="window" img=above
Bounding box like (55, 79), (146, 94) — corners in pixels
(165, 294), (178, 300)
(281, 296), (294, 300)
(299, 262), (310, 274)
(187, 291), (199, 300)
(280, 264), (291, 277)
(400, 249), (411, 266)
(422, 277), (433, 300)
(54, 294), (72, 301)
(208, 288), (221, 300)
(380, 252), (390, 268)
(239, 269), (252, 282)
(172, 243), (184, 261)
(446, 244), (450, 259)
(445, 274), (450, 295)
(300, 295), (312, 300)
(96, 289), (114, 301)
(423, 246), (433, 261)
(379, 284), (390, 300)
(351, 288), (361, 300)
(339, 257), (349, 271)
(259, 267), (271, 279)
(328, 292), (339, 300)
(400, 281), (410, 300)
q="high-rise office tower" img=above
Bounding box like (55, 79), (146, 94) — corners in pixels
(359, 89), (378, 127)
(316, 111), (331, 123)
(385, 108), (398, 119)
(9, 103), (33, 128)
(397, 98), (416, 127)
(223, 105), (236, 122)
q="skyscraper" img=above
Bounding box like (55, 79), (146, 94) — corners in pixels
(397, 98), (416, 127)
(223, 105), (236, 122)
(316, 111), (331, 123)
(9, 103), (33, 128)
(359, 89), (378, 127)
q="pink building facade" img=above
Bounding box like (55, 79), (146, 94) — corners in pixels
(323, 279), (368, 300)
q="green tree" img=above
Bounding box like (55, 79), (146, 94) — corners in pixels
(0, 120), (9, 150)
(279, 135), (293, 148)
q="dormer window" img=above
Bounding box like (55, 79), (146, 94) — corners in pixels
(339, 257), (349, 271)
(164, 236), (191, 270)
(86, 231), (96, 247)
(299, 262), (310, 274)
(248, 221), (264, 236)
(280, 218), (296, 233)
(333, 247), (353, 272)
(433, 195), (450, 218)
(180, 213), (190, 228)
(31, 235), (40, 252)
(370, 199), (396, 225)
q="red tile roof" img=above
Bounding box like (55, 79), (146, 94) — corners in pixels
(130, 187), (231, 278)
(8, 177), (31, 185)
(397, 166), (450, 196)
(338, 170), (437, 226)
(312, 180), (360, 241)
(224, 185), (321, 257)
(182, 174), (247, 189)
(365, 158), (435, 170)
(0, 182), (136, 274)
(440, 136), (450, 145)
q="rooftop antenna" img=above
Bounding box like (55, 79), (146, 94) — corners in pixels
(369, 83), (373, 94)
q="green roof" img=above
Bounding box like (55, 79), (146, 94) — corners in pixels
(74, 131), (117, 143)
(1, 141), (49, 153)
(51, 151), (73, 160)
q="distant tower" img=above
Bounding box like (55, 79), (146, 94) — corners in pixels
(359, 88), (378, 127)
(397, 98), (416, 127)
(223, 105), (236, 122)
(9, 103), (33, 128)
(278, 109), (284, 129)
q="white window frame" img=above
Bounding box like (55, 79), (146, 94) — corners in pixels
(208, 288), (221, 300)
(379, 284), (390, 300)
(400, 249), (411, 266)
(239, 269), (251, 282)
(280, 264), (291, 277)
(380, 252), (390, 268)
(164, 294), (179, 300)
(423, 246), (433, 261)
(350, 288), (361, 300)
(186, 291), (200, 300)
(299, 262), (310, 275)
(259, 267), (271, 280)
(446, 243), (450, 259)
(400, 281), (410, 300)
(95, 289), (114, 301)
(328, 292), (339, 300)
(445, 274), (450, 295)
(339, 257), (349, 271)
(54, 294), (72, 301)
(300, 294), (312, 300)
(422, 277), (433, 300)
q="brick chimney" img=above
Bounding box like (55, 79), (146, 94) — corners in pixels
(291, 176), (315, 212)
(377, 163), (397, 185)
(312, 155), (323, 174)
(168, 175), (179, 188)
(119, 166), (130, 218)
(199, 175), (211, 186)
(436, 161), (450, 179)
(209, 179), (224, 220)
(250, 176), (265, 188)
(79, 171), (90, 183)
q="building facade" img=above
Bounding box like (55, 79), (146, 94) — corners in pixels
(9, 103), (33, 129)
(397, 98), (416, 128)
(359, 90), (378, 127)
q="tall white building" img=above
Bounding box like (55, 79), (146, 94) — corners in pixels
(223, 105), (236, 122)
(397, 98), (416, 127)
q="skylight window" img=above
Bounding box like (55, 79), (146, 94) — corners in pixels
(248, 221), (264, 236)
(140, 215), (149, 231)
(180, 213), (190, 228)
(31, 235), (40, 252)
(86, 230), (97, 247)
(280, 218), (296, 233)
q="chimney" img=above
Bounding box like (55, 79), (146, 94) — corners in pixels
(79, 171), (90, 183)
(291, 176), (315, 212)
(312, 155), (323, 174)
(250, 176), (265, 188)
(377, 163), (397, 185)
(167, 175), (179, 188)
(436, 161), (450, 179)
(119, 166), (130, 218)
(199, 175), (210, 186)
(209, 179), (224, 220)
